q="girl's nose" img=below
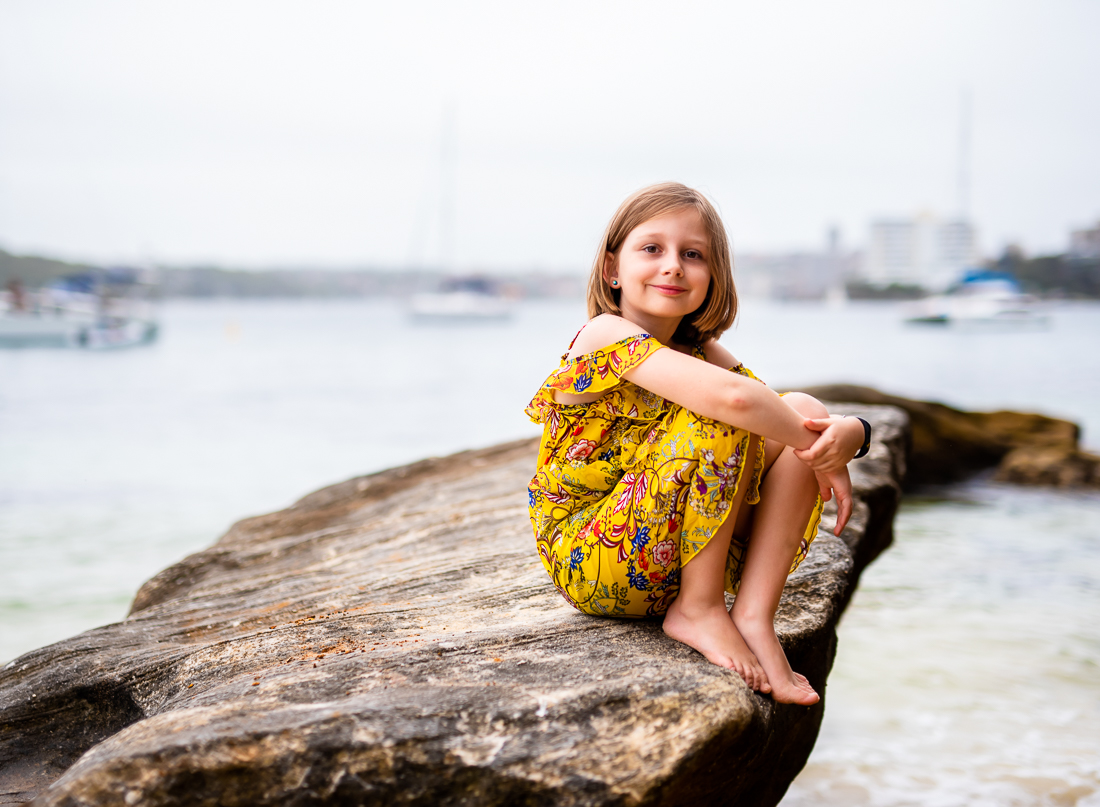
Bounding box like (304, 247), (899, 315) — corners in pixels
(661, 258), (683, 276)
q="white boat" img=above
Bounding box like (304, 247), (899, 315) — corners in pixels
(0, 313), (158, 349)
(0, 269), (159, 349)
(904, 270), (1049, 329)
(409, 277), (513, 322)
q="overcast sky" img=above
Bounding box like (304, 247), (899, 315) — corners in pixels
(1, 0), (1097, 270)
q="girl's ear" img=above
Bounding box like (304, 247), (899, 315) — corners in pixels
(603, 251), (618, 285)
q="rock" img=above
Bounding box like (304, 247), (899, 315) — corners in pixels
(0, 406), (907, 807)
(797, 384), (1100, 488)
(995, 444), (1100, 487)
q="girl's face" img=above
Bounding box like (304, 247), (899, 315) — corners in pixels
(605, 206), (711, 336)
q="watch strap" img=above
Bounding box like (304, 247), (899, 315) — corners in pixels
(853, 416), (872, 459)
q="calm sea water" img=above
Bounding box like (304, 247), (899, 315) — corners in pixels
(2, 297), (1099, 805)
(782, 483), (1100, 807)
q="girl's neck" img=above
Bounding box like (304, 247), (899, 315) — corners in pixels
(618, 305), (681, 347)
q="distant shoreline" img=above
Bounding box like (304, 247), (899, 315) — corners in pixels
(3, 246), (1099, 300)
(0, 248), (586, 300)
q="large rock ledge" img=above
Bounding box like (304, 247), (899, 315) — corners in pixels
(1, 405), (907, 807)
(799, 385), (1100, 488)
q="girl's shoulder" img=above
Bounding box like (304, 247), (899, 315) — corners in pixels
(565, 314), (652, 362)
(699, 338), (742, 371)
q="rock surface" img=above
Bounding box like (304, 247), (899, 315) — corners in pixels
(1, 406), (907, 807)
(799, 384), (1100, 488)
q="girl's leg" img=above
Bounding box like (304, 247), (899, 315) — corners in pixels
(730, 394), (825, 706)
(663, 436), (771, 692)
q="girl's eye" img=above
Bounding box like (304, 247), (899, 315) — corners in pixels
(643, 245), (659, 254)
(684, 250), (703, 260)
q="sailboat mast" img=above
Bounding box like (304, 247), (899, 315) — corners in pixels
(957, 89), (971, 220)
(438, 105), (456, 274)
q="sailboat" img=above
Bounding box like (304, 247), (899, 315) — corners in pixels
(409, 276), (512, 322)
(404, 106), (515, 324)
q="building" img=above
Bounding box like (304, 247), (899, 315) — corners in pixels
(861, 213), (978, 290)
(735, 227), (857, 301)
(1069, 221), (1100, 260)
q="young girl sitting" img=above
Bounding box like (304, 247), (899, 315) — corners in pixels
(525, 182), (869, 706)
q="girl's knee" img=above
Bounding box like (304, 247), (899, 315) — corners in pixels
(781, 392), (829, 420)
(773, 442), (819, 491)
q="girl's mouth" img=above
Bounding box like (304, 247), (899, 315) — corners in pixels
(651, 285), (688, 295)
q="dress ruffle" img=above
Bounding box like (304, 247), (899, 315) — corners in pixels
(525, 333), (666, 423)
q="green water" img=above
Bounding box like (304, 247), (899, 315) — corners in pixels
(783, 483), (1100, 806)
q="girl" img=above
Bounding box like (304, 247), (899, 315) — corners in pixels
(525, 183), (869, 706)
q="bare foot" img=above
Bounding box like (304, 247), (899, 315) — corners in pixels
(663, 598), (771, 692)
(731, 614), (819, 705)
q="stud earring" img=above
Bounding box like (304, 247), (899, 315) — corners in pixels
(611, 279), (618, 287)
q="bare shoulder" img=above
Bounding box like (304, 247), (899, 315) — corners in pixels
(566, 314), (649, 361)
(701, 339), (741, 369)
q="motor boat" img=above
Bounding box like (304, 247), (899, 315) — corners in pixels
(904, 270), (1049, 329)
(0, 268), (159, 349)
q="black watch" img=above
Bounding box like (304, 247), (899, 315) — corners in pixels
(853, 416), (871, 459)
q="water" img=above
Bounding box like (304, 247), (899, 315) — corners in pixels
(781, 484), (1100, 807)
(2, 297), (1100, 804)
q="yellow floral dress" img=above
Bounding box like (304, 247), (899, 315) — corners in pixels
(525, 332), (822, 618)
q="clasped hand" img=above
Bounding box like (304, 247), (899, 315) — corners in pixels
(792, 416), (866, 536)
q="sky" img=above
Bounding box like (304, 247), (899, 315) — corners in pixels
(0, 0), (1097, 271)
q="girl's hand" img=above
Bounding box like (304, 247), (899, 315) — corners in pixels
(814, 466), (853, 535)
(793, 416), (865, 474)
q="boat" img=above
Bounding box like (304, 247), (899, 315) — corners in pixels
(0, 268), (159, 349)
(903, 269), (1049, 328)
(409, 276), (513, 323)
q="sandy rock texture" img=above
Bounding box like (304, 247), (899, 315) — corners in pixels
(799, 384), (1100, 488)
(1, 406), (907, 807)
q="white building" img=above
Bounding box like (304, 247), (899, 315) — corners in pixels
(861, 213), (978, 290)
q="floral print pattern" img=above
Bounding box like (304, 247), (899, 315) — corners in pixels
(525, 333), (823, 618)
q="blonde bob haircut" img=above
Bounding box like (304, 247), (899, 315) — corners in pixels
(587, 182), (737, 345)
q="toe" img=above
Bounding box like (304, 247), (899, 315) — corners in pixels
(794, 681), (819, 705)
(735, 663), (755, 689)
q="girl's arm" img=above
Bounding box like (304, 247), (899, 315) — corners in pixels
(705, 338), (865, 470)
(561, 316), (821, 447)
(624, 351), (820, 449)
